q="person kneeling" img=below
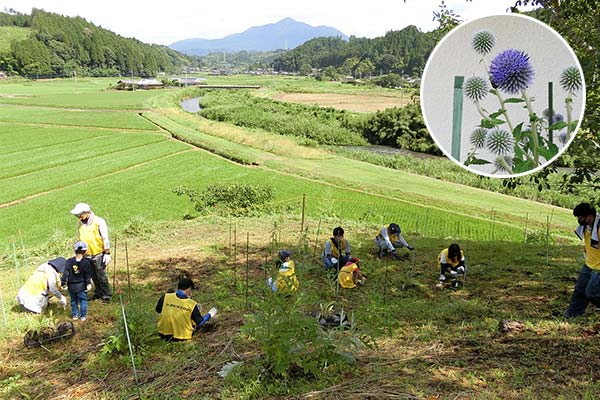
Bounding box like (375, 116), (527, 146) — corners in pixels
(338, 258), (365, 289)
(436, 243), (466, 290)
(156, 278), (217, 341)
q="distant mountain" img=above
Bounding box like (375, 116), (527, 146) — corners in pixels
(169, 17), (348, 56)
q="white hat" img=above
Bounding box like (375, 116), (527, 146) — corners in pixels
(70, 202), (91, 215)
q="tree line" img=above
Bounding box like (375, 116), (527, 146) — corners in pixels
(0, 9), (191, 78)
(272, 26), (435, 77)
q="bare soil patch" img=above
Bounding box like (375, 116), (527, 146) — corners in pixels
(271, 92), (411, 113)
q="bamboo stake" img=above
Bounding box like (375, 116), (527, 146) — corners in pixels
(546, 214), (551, 267)
(12, 238), (20, 288)
(313, 217), (322, 258)
(118, 292), (142, 398)
(18, 230), (29, 270)
(113, 235), (118, 293)
(300, 194), (306, 239)
(524, 213), (529, 244)
(233, 223), (237, 287)
(245, 233), (250, 310)
(125, 241), (132, 302)
(0, 285), (7, 326)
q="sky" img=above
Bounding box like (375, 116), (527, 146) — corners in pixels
(0, 0), (534, 46)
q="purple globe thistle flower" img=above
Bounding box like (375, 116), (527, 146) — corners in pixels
(489, 49), (534, 94)
(560, 66), (582, 92)
(486, 127), (514, 155)
(542, 108), (564, 124)
(558, 131), (568, 145)
(472, 30), (495, 55)
(470, 128), (488, 149)
(464, 76), (490, 102)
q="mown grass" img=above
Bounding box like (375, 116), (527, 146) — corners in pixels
(0, 105), (160, 131)
(1, 216), (598, 399)
(336, 148), (590, 210)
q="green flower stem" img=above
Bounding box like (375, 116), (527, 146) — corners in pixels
(475, 101), (489, 120)
(566, 93), (573, 139)
(480, 60), (514, 132)
(492, 90), (515, 133)
(522, 89), (539, 165)
(495, 156), (512, 174)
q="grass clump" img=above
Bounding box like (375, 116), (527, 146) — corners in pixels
(199, 90), (366, 146)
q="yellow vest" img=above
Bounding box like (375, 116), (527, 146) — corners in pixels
(78, 218), (104, 256)
(21, 268), (53, 296)
(386, 225), (399, 243)
(157, 293), (198, 340)
(584, 230), (600, 270)
(438, 248), (465, 268)
(326, 238), (348, 258)
(338, 263), (358, 289)
(276, 260), (299, 294)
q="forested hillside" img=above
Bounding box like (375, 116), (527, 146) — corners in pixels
(273, 25), (435, 77)
(0, 9), (191, 77)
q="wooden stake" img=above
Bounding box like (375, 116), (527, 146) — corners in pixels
(113, 235), (118, 293)
(233, 223), (237, 287)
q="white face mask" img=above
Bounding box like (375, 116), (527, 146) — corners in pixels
(280, 261), (290, 271)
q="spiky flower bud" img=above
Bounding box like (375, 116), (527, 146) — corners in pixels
(486, 127), (514, 155)
(489, 49), (534, 94)
(494, 156), (513, 173)
(560, 66), (582, 92)
(558, 131), (568, 145)
(463, 76), (490, 102)
(472, 30), (495, 55)
(470, 128), (488, 149)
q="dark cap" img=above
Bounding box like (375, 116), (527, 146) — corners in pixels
(278, 250), (292, 261)
(48, 257), (67, 274)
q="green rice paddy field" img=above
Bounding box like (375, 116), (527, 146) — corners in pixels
(0, 77), (573, 249)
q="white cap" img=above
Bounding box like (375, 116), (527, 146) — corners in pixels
(331, 257), (338, 265)
(70, 202), (91, 215)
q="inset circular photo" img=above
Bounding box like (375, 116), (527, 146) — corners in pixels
(421, 14), (585, 177)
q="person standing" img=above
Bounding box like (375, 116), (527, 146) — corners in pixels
(16, 257), (68, 314)
(70, 202), (112, 302)
(564, 203), (600, 318)
(374, 223), (414, 259)
(322, 226), (351, 271)
(61, 241), (92, 321)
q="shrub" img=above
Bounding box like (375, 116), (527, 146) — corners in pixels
(242, 292), (372, 378)
(173, 183), (275, 217)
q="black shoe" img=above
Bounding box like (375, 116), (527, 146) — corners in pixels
(90, 294), (102, 301)
(102, 297), (111, 304)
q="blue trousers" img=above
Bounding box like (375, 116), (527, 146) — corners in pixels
(69, 290), (88, 318)
(565, 264), (600, 318)
(323, 255), (349, 271)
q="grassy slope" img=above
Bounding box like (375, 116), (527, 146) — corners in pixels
(0, 77), (597, 400)
(1, 217), (598, 400)
(0, 26), (30, 53)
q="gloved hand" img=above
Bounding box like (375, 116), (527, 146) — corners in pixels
(61, 284), (68, 291)
(391, 250), (399, 260)
(407, 245), (415, 251)
(86, 283), (92, 292)
(102, 254), (111, 266)
(208, 307), (218, 318)
(59, 296), (67, 307)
